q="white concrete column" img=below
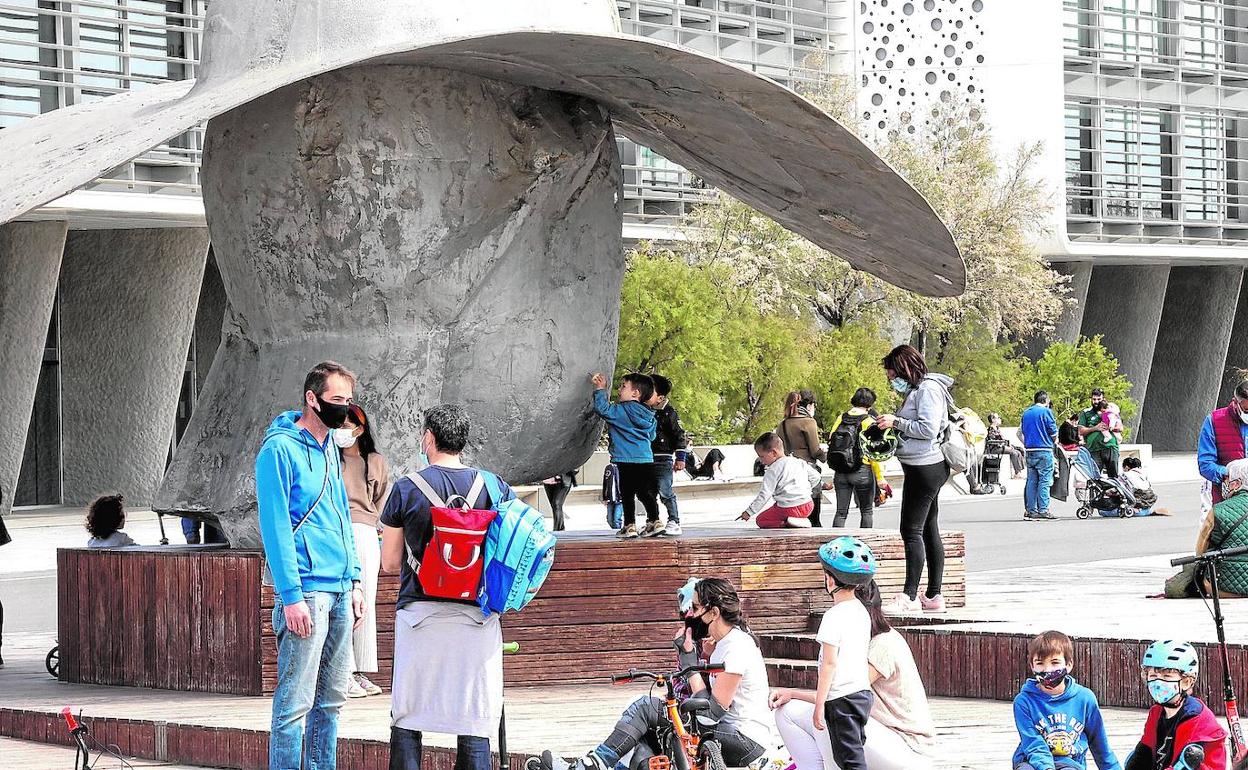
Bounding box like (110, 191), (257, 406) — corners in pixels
(0, 221), (67, 516)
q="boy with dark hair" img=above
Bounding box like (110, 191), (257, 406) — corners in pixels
(649, 374), (688, 537)
(591, 371), (661, 539)
(1012, 630), (1120, 770)
(1124, 640), (1227, 770)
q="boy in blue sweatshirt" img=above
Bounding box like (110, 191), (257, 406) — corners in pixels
(1014, 630), (1121, 770)
(591, 371), (660, 539)
(256, 361), (364, 770)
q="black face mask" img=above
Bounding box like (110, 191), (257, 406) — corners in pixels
(314, 394), (350, 429)
(684, 611), (711, 642)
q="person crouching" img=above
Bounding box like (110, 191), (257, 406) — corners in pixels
(737, 432), (826, 528)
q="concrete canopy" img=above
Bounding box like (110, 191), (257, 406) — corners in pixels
(0, 0), (964, 297)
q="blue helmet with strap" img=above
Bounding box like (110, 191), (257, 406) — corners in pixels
(818, 536), (877, 586)
(676, 577), (699, 616)
(1142, 640), (1199, 676)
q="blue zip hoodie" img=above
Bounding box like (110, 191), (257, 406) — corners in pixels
(1013, 676), (1122, 770)
(594, 389), (657, 464)
(256, 410), (360, 606)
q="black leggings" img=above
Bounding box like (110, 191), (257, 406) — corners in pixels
(616, 462), (660, 526)
(899, 460), (949, 599)
(832, 466), (875, 528)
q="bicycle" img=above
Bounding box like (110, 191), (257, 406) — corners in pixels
(526, 662), (727, 770)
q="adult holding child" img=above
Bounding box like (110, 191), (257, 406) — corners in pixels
(337, 403), (391, 699)
(771, 576), (937, 770)
(778, 390), (828, 526)
(875, 345), (951, 614)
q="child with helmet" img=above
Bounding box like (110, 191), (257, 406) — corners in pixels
(808, 536), (879, 770)
(1123, 640), (1228, 770)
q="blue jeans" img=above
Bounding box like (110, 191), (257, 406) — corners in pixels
(1024, 451), (1055, 515)
(654, 458), (679, 523)
(270, 590), (353, 770)
(390, 728), (491, 770)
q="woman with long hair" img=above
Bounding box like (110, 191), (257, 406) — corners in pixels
(770, 581), (937, 770)
(875, 344), (951, 614)
(778, 390), (828, 526)
(530, 577), (772, 770)
(337, 403), (391, 698)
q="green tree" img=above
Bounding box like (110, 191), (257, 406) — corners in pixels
(931, 323), (1029, 423)
(719, 311), (817, 442)
(1023, 335), (1137, 430)
(805, 322), (895, 433)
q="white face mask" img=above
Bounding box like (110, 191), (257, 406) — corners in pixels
(332, 428), (358, 449)
(1240, 411), (1248, 425)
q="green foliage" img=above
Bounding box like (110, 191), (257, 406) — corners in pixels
(1023, 335), (1138, 431)
(931, 324), (1028, 423)
(806, 323), (895, 433)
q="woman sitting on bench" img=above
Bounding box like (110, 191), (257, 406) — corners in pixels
(528, 578), (771, 770)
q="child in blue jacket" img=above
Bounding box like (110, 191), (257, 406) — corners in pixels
(591, 371), (659, 540)
(1013, 630), (1121, 770)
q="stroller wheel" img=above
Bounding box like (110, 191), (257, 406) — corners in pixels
(999, 484), (1007, 495)
(1122, 507), (1135, 518)
(1075, 506), (1091, 520)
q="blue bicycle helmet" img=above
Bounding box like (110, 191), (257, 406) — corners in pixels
(818, 536), (877, 586)
(676, 577), (699, 616)
(1142, 640), (1199, 676)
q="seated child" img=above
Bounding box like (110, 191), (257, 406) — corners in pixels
(85, 494), (138, 548)
(737, 432), (825, 529)
(1012, 630), (1120, 770)
(1121, 457), (1158, 512)
(1124, 640), (1227, 770)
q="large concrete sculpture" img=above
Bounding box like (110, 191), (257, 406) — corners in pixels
(0, 1), (964, 545)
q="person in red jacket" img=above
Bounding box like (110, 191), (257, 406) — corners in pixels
(1125, 640), (1227, 770)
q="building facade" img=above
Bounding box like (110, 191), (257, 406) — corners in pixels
(3, 1), (1244, 513)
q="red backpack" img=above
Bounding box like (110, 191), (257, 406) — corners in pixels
(405, 471), (497, 602)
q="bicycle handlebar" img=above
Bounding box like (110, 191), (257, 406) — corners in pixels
(609, 664), (726, 685)
(1171, 544), (1248, 567)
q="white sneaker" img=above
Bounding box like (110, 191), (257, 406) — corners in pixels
(881, 593), (922, 616)
(345, 676), (368, 698)
(920, 593), (946, 613)
(663, 520), (683, 536)
(786, 516), (812, 528)
(354, 673), (383, 695)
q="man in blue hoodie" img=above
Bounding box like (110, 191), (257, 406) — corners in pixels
(1021, 391), (1060, 522)
(1013, 630), (1121, 770)
(591, 371), (659, 539)
(256, 361), (364, 770)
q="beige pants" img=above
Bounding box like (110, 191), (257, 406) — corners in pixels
(350, 522), (380, 673)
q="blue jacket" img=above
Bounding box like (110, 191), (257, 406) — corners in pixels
(256, 410), (360, 606)
(1013, 677), (1121, 770)
(1021, 404), (1059, 450)
(594, 389), (657, 464)
(1198, 413), (1248, 485)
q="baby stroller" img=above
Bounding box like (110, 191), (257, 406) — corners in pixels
(974, 437), (1009, 495)
(1070, 446), (1139, 519)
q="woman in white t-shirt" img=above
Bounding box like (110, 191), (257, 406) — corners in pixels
(770, 581), (937, 770)
(530, 578), (772, 770)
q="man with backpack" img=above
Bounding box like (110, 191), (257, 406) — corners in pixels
(827, 387), (888, 528)
(380, 403), (517, 770)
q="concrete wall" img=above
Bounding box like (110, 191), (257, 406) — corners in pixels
(0, 221), (67, 516)
(1021, 261), (1093, 361)
(58, 228), (209, 507)
(1140, 266), (1245, 450)
(1218, 276), (1248, 406)
(1079, 265), (1170, 433)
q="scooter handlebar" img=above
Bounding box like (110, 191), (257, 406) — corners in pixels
(1171, 544), (1248, 566)
(61, 707), (78, 732)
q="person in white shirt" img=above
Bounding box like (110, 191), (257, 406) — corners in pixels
(738, 432), (827, 528)
(770, 581), (937, 770)
(529, 578), (772, 770)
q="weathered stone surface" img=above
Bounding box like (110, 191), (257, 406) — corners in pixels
(59, 228), (209, 506)
(1020, 261), (1092, 361)
(1140, 266), (1244, 450)
(0, 221), (66, 517)
(1219, 277), (1248, 406)
(1080, 265), (1170, 434)
(153, 67), (622, 546)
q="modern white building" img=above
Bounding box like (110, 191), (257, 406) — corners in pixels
(2, 1), (1242, 512)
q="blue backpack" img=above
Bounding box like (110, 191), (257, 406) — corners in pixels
(478, 472), (557, 615)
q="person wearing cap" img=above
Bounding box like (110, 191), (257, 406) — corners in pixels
(1194, 458), (1248, 598)
(1197, 378), (1248, 508)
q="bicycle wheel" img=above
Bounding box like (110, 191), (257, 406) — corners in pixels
(45, 645), (59, 678)
(698, 741), (727, 770)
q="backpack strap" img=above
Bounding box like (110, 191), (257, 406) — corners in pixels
(481, 471), (502, 509)
(406, 471), (447, 509)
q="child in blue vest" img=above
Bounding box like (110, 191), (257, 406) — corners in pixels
(591, 371), (660, 539)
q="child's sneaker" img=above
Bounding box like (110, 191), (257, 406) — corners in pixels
(640, 520), (665, 538)
(663, 520), (683, 536)
(354, 673), (383, 696)
(920, 593), (946, 612)
(882, 593), (921, 615)
(346, 676), (368, 698)
(616, 524), (639, 539)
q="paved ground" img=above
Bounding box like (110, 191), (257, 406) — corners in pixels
(0, 736), (208, 769)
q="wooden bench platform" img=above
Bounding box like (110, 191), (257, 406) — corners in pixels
(55, 528), (966, 696)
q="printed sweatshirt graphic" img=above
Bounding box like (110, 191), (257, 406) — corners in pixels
(1013, 677), (1121, 770)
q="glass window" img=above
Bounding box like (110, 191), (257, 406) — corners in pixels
(1179, 1), (1220, 69)
(1181, 112), (1223, 221)
(1063, 0), (1095, 57)
(0, 0), (57, 128)
(1065, 102), (1095, 216)
(1101, 0), (1165, 64)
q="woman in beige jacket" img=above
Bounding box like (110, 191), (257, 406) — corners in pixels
(777, 390), (827, 526)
